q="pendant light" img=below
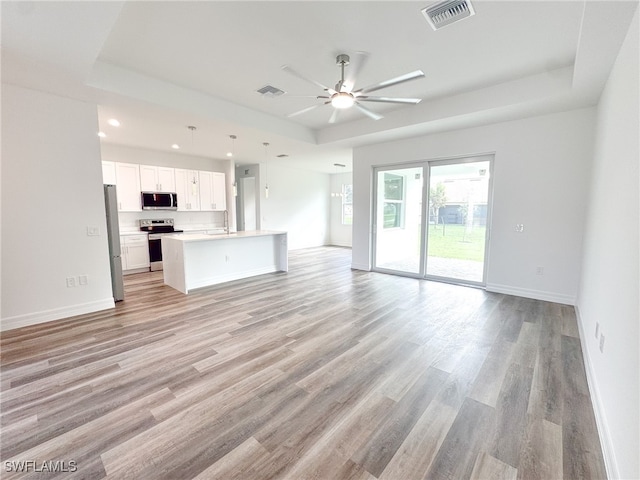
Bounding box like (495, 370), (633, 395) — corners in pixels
(227, 134), (236, 157)
(263, 142), (270, 199)
(188, 126), (198, 195)
(331, 163), (345, 197)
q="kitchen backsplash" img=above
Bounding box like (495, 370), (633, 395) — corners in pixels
(118, 210), (226, 232)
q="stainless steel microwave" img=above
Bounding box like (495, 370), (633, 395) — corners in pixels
(141, 192), (178, 210)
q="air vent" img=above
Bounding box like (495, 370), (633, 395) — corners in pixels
(421, 0), (475, 30)
(256, 85), (285, 97)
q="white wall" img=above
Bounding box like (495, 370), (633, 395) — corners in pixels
(352, 108), (596, 304)
(576, 9), (639, 479)
(329, 171), (353, 247)
(258, 162), (330, 250)
(101, 143), (235, 231)
(1, 84), (114, 330)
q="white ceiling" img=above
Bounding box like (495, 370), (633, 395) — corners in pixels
(2, 1), (637, 173)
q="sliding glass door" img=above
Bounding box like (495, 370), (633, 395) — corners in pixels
(373, 156), (492, 286)
(373, 166), (425, 275)
(425, 159), (491, 284)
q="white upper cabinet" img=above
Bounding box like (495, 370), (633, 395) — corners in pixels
(102, 161), (117, 185)
(115, 162), (141, 212)
(175, 168), (200, 211)
(140, 165), (175, 192)
(101, 161), (224, 213)
(199, 171), (226, 211)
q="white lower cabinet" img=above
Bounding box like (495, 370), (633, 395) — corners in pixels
(120, 234), (149, 272)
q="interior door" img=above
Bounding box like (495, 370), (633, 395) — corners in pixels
(241, 176), (257, 231)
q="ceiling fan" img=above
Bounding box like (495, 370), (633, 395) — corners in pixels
(282, 53), (425, 123)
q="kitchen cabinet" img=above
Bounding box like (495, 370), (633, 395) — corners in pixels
(140, 165), (176, 192)
(102, 161), (117, 185)
(175, 169), (200, 211)
(115, 162), (142, 212)
(120, 234), (150, 271)
(199, 171), (226, 211)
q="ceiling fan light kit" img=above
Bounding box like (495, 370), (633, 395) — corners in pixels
(282, 52), (425, 123)
(331, 92), (355, 109)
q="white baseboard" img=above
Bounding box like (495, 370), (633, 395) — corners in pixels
(574, 305), (619, 479)
(350, 262), (371, 271)
(0, 298), (115, 332)
(485, 283), (575, 305)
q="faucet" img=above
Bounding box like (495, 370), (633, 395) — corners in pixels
(224, 209), (229, 235)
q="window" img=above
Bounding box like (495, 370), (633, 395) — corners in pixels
(383, 173), (404, 228)
(342, 184), (353, 225)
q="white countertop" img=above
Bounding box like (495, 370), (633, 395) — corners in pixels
(176, 224), (225, 232)
(164, 230), (287, 243)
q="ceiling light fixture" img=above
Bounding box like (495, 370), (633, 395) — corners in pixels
(331, 92), (355, 109)
(227, 134), (237, 157)
(171, 144), (180, 149)
(107, 118), (120, 127)
(97, 132), (106, 138)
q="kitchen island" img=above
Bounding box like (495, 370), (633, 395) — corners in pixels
(162, 230), (288, 294)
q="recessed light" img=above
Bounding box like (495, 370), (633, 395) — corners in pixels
(97, 132), (106, 138)
(226, 152), (233, 157)
(107, 118), (120, 127)
(171, 144), (180, 149)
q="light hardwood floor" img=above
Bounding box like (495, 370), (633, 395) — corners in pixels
(1, 247), (606, 479)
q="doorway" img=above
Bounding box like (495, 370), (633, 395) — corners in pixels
(373, 155), (493, 286)
(237, 176), (257, 231)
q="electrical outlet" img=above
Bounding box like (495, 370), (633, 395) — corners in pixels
(78, 275), (88, 286)
(595, 322), (600, 339)
(599, 333), (605, 353)
(536, 266), (544, 275)
(66, 277), (76, 288)
(515, 224), (524, 233)
(87, 226), (100, 236)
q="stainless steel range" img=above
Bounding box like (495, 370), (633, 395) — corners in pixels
(139, 219), (183, 271)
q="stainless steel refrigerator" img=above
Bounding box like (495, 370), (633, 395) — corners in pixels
(104, 184), (124, 301)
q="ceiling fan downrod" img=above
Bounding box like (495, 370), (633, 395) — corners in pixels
(332, 54), (355, 109)
(335, 54), (350, 92)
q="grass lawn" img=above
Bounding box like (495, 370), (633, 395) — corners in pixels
(427, 224), (486, 262)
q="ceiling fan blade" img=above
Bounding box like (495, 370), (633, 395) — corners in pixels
(343, 51), (369, 92)
(285, 95), (329, 99)
(354, 70), (425, 95)
(281, 65), (335, 94)
(354, 103), (383, 121)
(328, 108), (341, 124)
(287, 104), (321, 118)
(356, 96), (422, 104)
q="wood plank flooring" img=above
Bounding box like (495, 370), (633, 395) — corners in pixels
(0, 247), (607, 479)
